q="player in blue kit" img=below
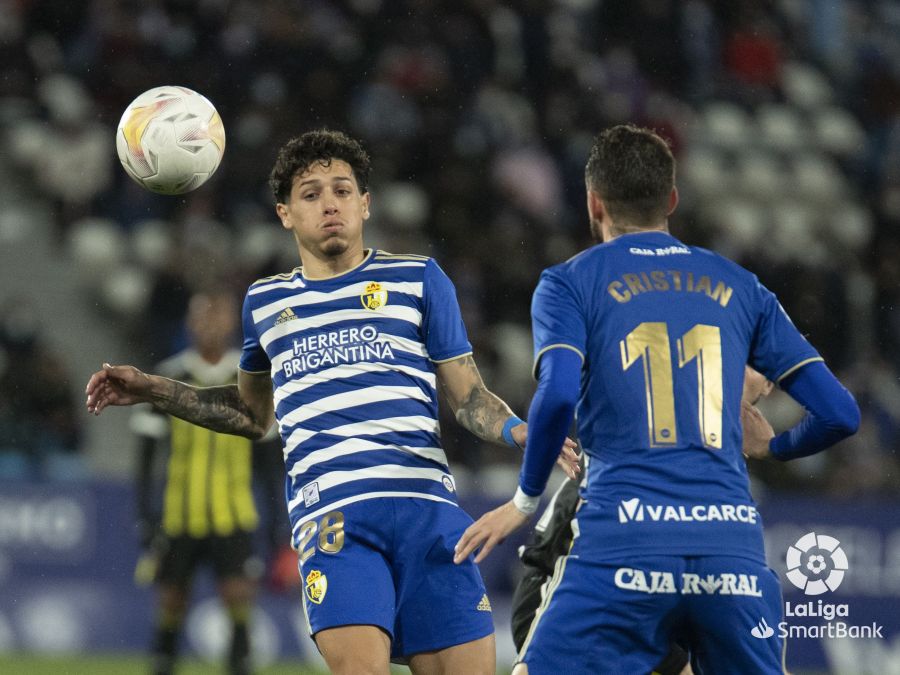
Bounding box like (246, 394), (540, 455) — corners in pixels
(455, 125), (860, 674)
(86, 129), (577, 675)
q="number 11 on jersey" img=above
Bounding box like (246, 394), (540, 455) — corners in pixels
(620, 322), (723, 449)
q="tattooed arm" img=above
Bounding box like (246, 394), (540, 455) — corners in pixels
(86, 363), (274, 439)
(436, 355), (518, 445)
(437, 355), (580, 478)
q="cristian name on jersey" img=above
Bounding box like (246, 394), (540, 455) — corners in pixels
(531, 231), (823, 563)
(239, 250), (472, 550)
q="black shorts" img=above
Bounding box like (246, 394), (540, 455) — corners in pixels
(156, 531), (257, 586)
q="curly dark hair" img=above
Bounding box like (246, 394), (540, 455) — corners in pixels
(584, 124), (675, 228)
(269, 129), (371, 203)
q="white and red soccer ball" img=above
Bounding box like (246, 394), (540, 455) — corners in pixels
(115, 85), (225, 195)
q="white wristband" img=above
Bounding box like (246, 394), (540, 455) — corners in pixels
(513, 486), (541, 516)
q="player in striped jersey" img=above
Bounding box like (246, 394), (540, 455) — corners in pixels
(86, 129), (578, 675)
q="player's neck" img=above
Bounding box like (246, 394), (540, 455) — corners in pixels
(198, 346), (226, 364)
(604, 221), (669, 242)
(300, 243), (368, 280)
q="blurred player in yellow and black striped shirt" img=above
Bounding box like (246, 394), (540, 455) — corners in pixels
(131, 292), (264, 675)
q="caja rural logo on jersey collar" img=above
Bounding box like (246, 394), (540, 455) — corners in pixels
(361, 281), (388, 310)
(305, 569), (328, 604)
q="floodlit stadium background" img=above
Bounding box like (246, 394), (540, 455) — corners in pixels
(0, 1), (898, 673)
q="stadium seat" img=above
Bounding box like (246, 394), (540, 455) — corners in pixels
(812, 106), (867, 158)
(756, 103), (807, 151)
(131, 219), (174, 271)
(67, 217), (127, 280)
(826, 202), (873, 251)
(700, 102), (754, 149)
(0, 203), (50, 244)
(781, 60), (834, 109)
(101, 265), (153, 317)
(235, 221), (288, 270)
(736, 150), (787, 198)
(707, 198), (768, 252)
(770, 200), (824, 263)
(681, 147), (732, 197)
(791, 153), (846, 202)
(378, 181), (430, 230)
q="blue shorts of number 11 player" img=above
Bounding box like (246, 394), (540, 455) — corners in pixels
(240, 251), (494, 660)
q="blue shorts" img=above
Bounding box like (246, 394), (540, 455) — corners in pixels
(297, 497), (494, 659)
(519, 554), (785, 675)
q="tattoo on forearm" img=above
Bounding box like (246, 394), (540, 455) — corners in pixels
(452, 357), (514, 444)
(151, 379), (265, 438)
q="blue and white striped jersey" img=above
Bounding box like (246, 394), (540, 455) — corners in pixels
(239, 250), (471, 548)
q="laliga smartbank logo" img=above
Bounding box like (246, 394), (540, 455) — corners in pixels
(785, 531), (847, 595)
(750, 531), (884, 641)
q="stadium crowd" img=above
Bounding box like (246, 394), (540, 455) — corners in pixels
(0, 0), (898, 495)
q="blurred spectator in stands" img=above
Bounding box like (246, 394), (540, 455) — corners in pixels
(722, 8), (784, 103)
(0, 297), (85, 481)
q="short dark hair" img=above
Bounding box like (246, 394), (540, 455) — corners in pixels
(269, 129), (371, 203)
(584, 124), (675, 228)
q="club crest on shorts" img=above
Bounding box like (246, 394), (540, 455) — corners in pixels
(361, 282), (388, 310)
(305, 569), (328, 604)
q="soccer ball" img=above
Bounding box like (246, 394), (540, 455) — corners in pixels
(115, 86), (225, 195)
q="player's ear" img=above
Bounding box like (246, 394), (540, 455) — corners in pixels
(275, 202), (291, 230)
(361, 191), (371, 220)
(667, 187), (679, 216)
(586, 188), (605, 222)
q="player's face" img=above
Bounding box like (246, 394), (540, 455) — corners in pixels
(742, 366), (774, 405)
(276, 159), (370, 260)
(188, 294), (238, 355)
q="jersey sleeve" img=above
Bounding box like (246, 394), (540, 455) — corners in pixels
(239, 292), (271, 373)
(422, 258), (472, 362)
(748, 279), (823, 383)
(531, 266), (587, 378)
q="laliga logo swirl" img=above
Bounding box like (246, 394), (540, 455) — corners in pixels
(786, 532), (848, 595)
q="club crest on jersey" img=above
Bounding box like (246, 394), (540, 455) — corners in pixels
(442, 475), (455, 493)
(305, 569), (328, 604)
(361, 282), (388, 310)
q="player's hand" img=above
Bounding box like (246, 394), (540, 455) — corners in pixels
(556, 441), (581, 480)
(453, 500), (529, 565)
(85, 363), (155, 415)
(741, 401), (775, 460)
(511, 423), (581, 481)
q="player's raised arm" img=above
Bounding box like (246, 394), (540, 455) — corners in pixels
(436, 355), (579, 479)
(85, 363), (274, 439)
